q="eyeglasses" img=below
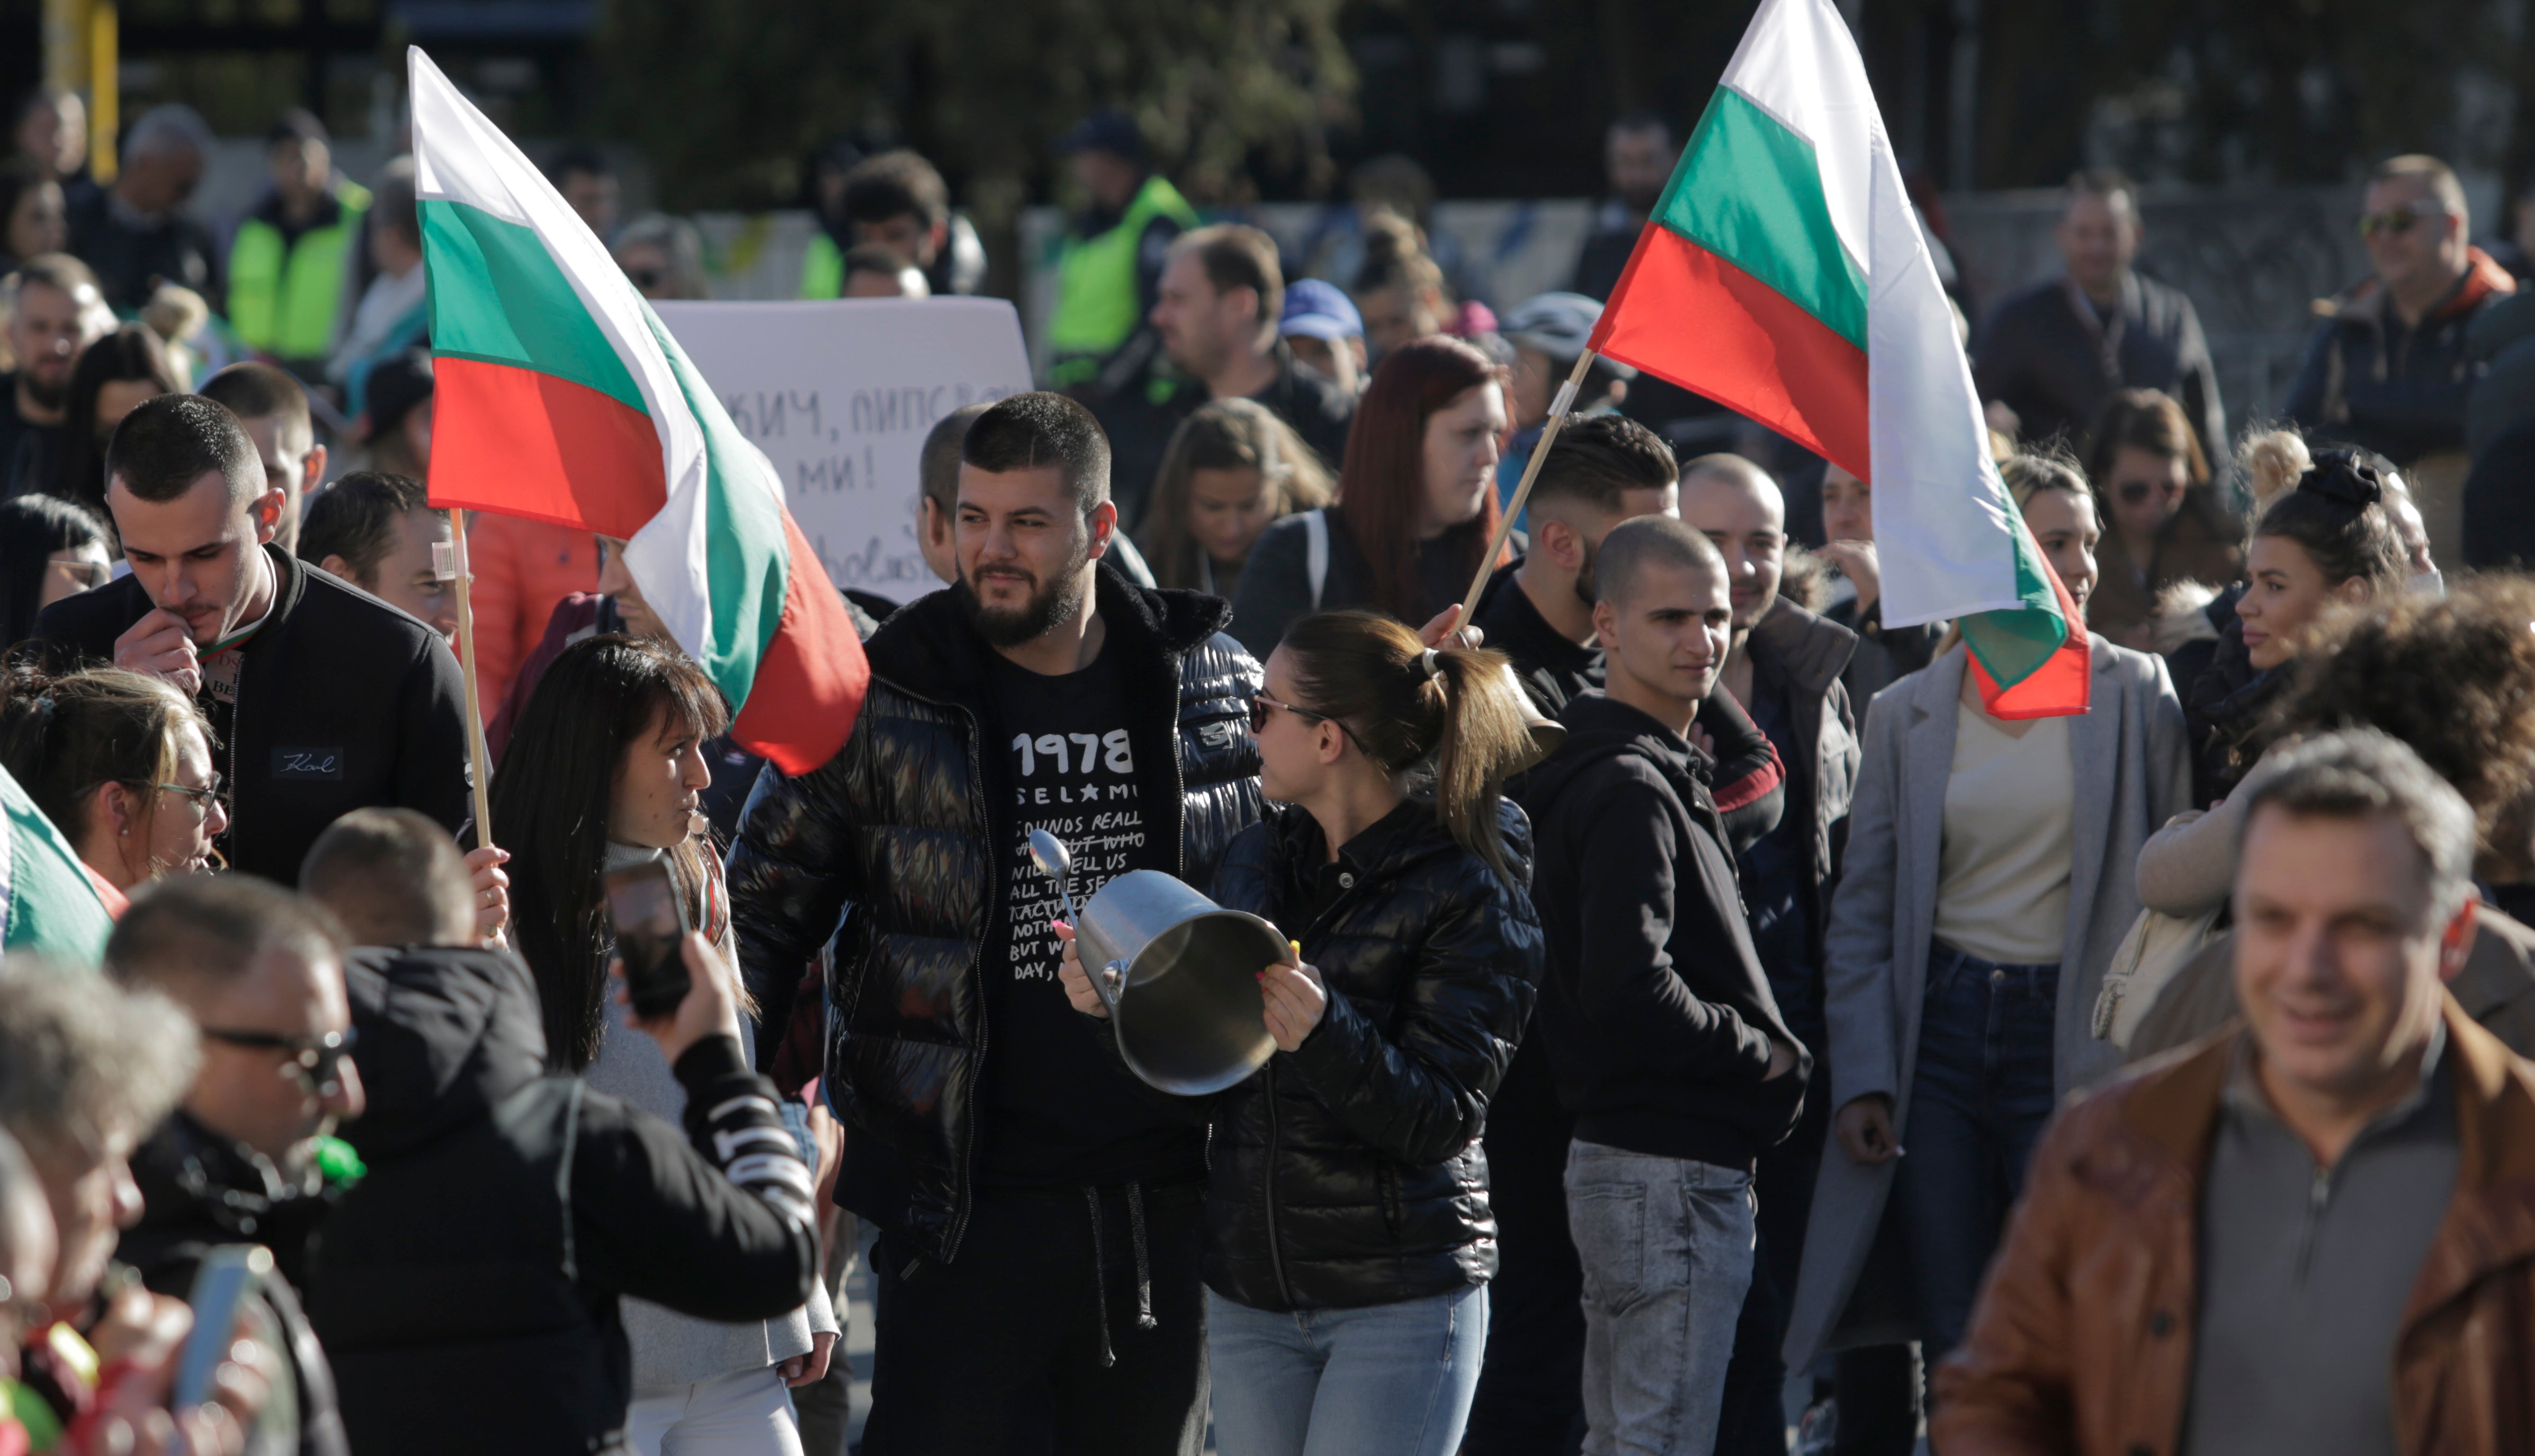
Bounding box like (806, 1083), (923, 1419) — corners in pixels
(625, 267), (667, 290)
(2358, 202), (2450, 239)
(131, 772), (227, 817)
(2115, 480), (2171, 505)
(200, 1027), (357, 1097)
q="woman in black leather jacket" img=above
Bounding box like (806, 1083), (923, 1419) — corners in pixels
(1059, 609), (1544, 1456)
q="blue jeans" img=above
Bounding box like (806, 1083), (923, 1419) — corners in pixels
(1565, 1141), (1755, 1456)
(1892, 941), (2059, 1364)
(1205, 1284), (1488, 1456)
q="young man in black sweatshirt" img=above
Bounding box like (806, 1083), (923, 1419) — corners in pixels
(1464, 415), (1785, 1456)
(1520, 515), (1810, 1455)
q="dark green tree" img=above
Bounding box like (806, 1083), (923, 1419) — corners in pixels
(592, 0), (1352, 215)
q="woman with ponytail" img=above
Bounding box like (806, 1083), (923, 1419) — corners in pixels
(1058, 608), (1543, 1455)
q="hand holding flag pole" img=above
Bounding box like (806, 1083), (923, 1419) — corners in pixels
(1458, 348), (1601, 632)
(1451, 348), (1599, 774)
(433, 519), (497, 846)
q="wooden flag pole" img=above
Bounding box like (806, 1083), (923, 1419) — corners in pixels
(445, 510), (497, 841)
(1457, 348), (1601, 633)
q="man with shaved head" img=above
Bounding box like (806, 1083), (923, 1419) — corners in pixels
(1519, 514), (1810, 1453)
(31, 393), (471, 883)
(1676, 452), (1861, 1446)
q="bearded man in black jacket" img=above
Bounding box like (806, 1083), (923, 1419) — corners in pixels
(728, 392), (1261, 1455)
(1521, 515), (1810, 1455)
(31, 394), (471, 884)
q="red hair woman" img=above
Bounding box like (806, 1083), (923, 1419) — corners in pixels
(1229, 337), (1512, 657)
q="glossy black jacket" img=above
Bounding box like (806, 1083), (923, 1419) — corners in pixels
(726, 568), (1264, 1262)
(1203, 798), (1544, 1312)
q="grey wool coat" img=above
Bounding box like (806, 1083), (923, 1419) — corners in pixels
(1781, 637), (2189, 1367)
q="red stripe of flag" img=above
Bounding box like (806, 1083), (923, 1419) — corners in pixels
(730, 509), (868, 777)
(427, 356), (665, 538)
(1587, 225), (1871, 480)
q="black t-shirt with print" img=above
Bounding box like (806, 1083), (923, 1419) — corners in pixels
(975, 641), (1202, 1188)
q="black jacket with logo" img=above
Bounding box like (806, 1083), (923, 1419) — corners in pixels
(33, 544), (471, 883)
(312, 946), (817, 1456)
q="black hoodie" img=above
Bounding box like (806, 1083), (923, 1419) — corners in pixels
(310, 946), (816, 1455)
(1520, 692), (1810, 1169)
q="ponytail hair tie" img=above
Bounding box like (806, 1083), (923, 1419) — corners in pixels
(1416, 648), (1443, 682)
(2298, 448), (2387, 511)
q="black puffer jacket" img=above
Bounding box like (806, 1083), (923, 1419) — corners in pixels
(727, 566), (1264, 1262)
(1203, 798), (1543, 1312)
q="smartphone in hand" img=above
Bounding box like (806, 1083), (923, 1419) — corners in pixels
(174, 1245), (270, 1411)
(603, 857), (691, 1021)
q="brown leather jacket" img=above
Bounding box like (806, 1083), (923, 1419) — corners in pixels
(1933, 996), (2535, 1455)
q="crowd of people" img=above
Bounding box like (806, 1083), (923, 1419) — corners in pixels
(6, 76), (2535, 1456)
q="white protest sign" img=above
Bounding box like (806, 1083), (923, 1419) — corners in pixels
(653, 298), (1034, 605)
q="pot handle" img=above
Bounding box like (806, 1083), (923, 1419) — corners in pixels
(1097, 959), (1130, 1013)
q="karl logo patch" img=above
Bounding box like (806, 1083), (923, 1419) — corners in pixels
(272, 747), (345, 780)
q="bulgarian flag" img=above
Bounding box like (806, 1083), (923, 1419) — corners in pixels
(1588, 0), (2089, 716)
(2, 762), (113, 964)
(407, 48), (867, 774)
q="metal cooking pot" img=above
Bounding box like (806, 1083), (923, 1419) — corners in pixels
(1071, 869), (1285, 1096)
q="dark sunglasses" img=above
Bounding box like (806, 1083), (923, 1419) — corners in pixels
(1249, 694), (1370, 758)
(2115, 480), (2171, 505)
(625, 266), (668, 290)
(201, 1026), (357, 1096)
(2358, 202), (2449, 239)
(1248, 693), (1326, 735)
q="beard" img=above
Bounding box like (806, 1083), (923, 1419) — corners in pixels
(21, 367), (68, 411)
(1572, 536), (1601, 610)
(957, 553), (1092, 648)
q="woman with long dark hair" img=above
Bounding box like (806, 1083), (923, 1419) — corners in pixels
(50, 321), (184, 523)
(1059, 609), (1543, 1455)
(492, 632), (837, 1454)
(1229, 337), (1511, 657)
(2136, 450), (2414, 923)
(0, 492), (109, 651)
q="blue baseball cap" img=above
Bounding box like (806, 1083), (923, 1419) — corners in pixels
(1279, 278), (1363, 343)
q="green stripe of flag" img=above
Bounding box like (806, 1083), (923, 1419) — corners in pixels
(421, 199), (652, 418)
(1655, 86), (1870, 353)
(638, 306), (791, 707)
(1958, 496), (2073, 687)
